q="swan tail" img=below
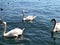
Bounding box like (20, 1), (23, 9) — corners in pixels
(51, 18), (56, 24)
(34, 16), (36, 19)
(22, 28), (25, 31)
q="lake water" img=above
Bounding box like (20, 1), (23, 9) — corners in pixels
(0, 0), (60, 45)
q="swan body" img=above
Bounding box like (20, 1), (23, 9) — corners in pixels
(0, 21), (25, 38)
(3, 28), (24, 37)
(23, 16), (36, 21)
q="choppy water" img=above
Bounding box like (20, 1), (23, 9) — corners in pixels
(0, 0), (60, 45)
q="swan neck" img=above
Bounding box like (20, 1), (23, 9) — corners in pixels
(51, 19), (56, 38)
(23, 12), (24, 17)
(22, 10), (25, 18)
(3, 24), (6, 36)
(52, 19), (56, 30)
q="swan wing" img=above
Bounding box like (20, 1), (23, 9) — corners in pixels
(24, 16), (33, 20)
(27, 16), (36, 20)
(4, 28), (24, 37)
(23, 16), (36, 21)
(13, 28), (24, 35)
(56, 23), (60, 30)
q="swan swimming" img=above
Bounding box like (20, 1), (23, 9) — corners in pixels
(0, 19), (25, 38)
(22, 10), (36, 21)
(51, 18), (60, 38)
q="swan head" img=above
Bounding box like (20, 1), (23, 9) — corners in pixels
(51, 18), (56, 22)
(22, 10), (25, 13)
(0, 18), (6, 25)
(3, 22), (6, 25)
(0, 19), (3, 25)
(22, 10), (25, 17)
(0, 20), (6, 25)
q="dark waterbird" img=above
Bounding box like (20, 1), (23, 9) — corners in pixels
(0, 8), (3, 11)
(8, 3), (9, 4)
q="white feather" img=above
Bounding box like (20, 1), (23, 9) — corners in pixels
(4, 28), (24, 37)
(23, 16), (36, 21)
(53, 23), (60, 32)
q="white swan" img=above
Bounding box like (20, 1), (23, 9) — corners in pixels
(51, 18), (60, 38)
(23, 16), (36, 21)
(0, 20), (25, 38)
(22, 10), (36, 21)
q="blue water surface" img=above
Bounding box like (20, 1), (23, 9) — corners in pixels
(0, 0), (60, 45)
